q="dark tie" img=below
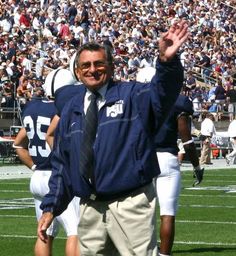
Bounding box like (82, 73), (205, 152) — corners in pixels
(79, 92), (99, 183)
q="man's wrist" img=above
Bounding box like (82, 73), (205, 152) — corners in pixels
(158, 54), (179, 63)
(43, 207), (55, 215)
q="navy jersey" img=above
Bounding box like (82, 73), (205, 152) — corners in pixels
(155, 95), (193, 155)
(54, 85), (80, 116)
(21, 98), (57, 170)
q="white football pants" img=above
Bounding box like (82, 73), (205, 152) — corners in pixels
(156, 152), (181, 216)
(30, 170), (80, 237)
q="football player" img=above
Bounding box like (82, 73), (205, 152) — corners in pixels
(13, 79), (80, 256)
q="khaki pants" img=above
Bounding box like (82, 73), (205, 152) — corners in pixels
(200, 138), (211, 164)
(78, 183), (158, 256)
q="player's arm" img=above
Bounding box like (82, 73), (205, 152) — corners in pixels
(178, 113), (204, 186)
(46, 114), (60, 149)
(13, 127), (35, 170)
(178, 114), (199, 168)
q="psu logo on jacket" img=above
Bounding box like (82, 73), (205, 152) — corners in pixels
(106, 100), (124, 117)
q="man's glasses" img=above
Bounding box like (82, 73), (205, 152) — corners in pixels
(78, 61), (108, 72)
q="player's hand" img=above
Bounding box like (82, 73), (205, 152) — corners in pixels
(193, 168), (204, 186)
(159, 20), (189, 62)
(37, 212), (54, 243)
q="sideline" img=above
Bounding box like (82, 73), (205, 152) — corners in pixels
(180, 158), (235, 171)
(0, 165), (32, 180)
(0, 158), (235, 180)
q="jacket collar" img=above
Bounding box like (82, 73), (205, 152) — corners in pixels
(71, 85), (86, 113)
(71, 80), (120, 113)
(103, 80), (120, 105)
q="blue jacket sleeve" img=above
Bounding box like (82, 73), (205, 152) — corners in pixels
(136, 56), (184, 134)
(40, 119), (74, 216)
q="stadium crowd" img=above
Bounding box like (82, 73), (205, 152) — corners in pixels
(0, 0), (236, 121)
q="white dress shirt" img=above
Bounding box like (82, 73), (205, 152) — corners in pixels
(201, 118), (216, 137)
(84, 85), (107, 114)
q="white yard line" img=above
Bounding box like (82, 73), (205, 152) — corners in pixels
(0, 214), (35, 218)
(0, 190), (29, 192)
(174, 241), (236, 246)
(179, 204), (236, 209)
(181, 194), (236, 198)
(0, 234), (66, 240)
(176, 220), (236, 225)
(0, 234), (235, 246)
(0, 198), (34, 209)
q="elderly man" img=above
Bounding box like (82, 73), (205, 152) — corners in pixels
(38, 20), (189, 256)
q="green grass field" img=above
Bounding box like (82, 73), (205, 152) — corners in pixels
(0, 168), (236, 256)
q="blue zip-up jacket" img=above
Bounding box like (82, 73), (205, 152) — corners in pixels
(41, 58), (183, 216)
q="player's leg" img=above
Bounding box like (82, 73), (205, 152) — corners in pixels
(159, 215), (175, 255)
(177, 139), (186, 165)
(156, 152), (181, 255)
(33, 196), (58, 256)
(65, 235), (80, 256)
(34, 236), (54, 256)
(56, 197), (80, 256)
(30, 171), (59, 256)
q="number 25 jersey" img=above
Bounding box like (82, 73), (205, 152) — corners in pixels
(21, 98), (57, 170)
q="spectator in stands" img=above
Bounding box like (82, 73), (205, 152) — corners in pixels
(208, 99), (218, 121)
(35, 52), (46, 80)
(9, 63), (21, 87)
(214, 82), (226, 120)
(19, 9), (31, 28)
(199, 51), (212, 84)
(184, 71), (196, 96)
(200, 87), (209, 102)
(20, 51), (33, 75)
(5, 62), (14, 78)
(40, 0), (50, 10)
(42, 23), (53, 38)
(208, 84), (217, 102)
(67, 2), (77, 26)
(16, 76), (31, 107)
(192, 94), (204, 121)
(58, 19), (70, 40)
(226, 85), (236, 121)
(79, 4), (89, 32)
(6, 41), (17, 64)
(1, 80), (14, 108)
(200, 113), (216, 165)
(0, 65), (9, 83)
